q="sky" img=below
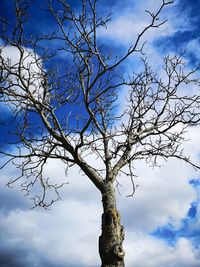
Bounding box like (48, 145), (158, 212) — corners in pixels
(1, 0), (200, 266)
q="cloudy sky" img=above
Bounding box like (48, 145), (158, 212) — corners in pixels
(1, 0), (200, 266)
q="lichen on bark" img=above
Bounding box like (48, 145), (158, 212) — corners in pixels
(99, 183), (125, 267)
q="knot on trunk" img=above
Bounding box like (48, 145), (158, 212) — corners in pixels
(104, 208), (120, 226)
(113, 244), (125, 259)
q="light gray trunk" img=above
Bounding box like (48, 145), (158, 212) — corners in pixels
(99, 182), (125, 267)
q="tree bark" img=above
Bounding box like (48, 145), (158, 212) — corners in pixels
(99, 182), (125, 267)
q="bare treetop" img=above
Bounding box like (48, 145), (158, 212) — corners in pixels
(0, 0), (200, 207)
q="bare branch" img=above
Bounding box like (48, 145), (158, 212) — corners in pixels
(1, 0), (199, 208)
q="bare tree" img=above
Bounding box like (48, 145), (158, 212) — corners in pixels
(0, 1), (200, 266)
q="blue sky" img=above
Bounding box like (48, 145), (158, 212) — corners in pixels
(1, 0), (200, 266)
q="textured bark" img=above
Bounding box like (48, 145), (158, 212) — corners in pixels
(99, 182), (125, 267)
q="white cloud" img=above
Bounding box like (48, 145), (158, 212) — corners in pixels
(98, 0), (199, 78)
(0, 45), (46, 106)
(117, 159), (196, 231)
(125, 234), (200, 267)
(98, 0), (177, 46)
(0, 190), (101, 267)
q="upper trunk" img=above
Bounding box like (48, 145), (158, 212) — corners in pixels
(99, 181), (125, 267)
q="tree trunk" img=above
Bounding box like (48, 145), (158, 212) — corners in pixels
(99, 182), (125, 267)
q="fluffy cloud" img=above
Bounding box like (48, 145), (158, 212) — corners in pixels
(0, 45), (46, 106)
(125, 234), (200, 267)
(98, 0), (178, 45)
(0, 185), (101, 267)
